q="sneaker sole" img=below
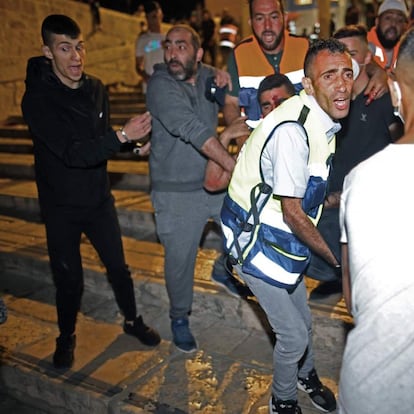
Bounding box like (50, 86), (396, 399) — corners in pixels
(268, 396), (302, 414)
(174, 342), (198, 353)
(297, 382), (333, 413)
(268, 397), (278, 414)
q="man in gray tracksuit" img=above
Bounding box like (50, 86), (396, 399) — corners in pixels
(146, 24), (249, 352)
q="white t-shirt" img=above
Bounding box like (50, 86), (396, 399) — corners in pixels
(136, 30), (166, 93)
(339, 144), (414, 413)
(261, 95), (338, 198)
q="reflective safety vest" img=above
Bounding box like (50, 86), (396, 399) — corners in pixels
(219, 23), (238, 49)
(367, 26), (400, 71)
(234, 32), (309, 126)
(221, 91), (335, 288)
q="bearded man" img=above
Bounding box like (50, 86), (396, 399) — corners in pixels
(367, 0), (409, 71)
(146, 24), (250, 353)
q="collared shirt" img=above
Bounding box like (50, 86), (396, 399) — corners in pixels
(261, 94), (340, 198)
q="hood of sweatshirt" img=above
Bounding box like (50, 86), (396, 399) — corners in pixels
(24, 56), (87, 93)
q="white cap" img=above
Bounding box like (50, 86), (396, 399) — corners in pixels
(378, 0), (409, 17)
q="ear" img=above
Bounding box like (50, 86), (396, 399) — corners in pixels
(196, 47), (204, 63)
(42, 45), (53, 60)
(302, 77), (314, 95)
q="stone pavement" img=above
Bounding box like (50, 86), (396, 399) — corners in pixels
(0, 214), (351, 414)
(0, 85), (353, 413)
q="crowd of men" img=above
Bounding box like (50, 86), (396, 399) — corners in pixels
(16, 0), (414, 413)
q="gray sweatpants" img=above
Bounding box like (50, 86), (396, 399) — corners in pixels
(151, 189), (226, 319)
(236, 266), (315, 401)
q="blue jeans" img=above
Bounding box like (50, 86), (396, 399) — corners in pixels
(151, 189), (226, 319)
(235, 265), (314, 401)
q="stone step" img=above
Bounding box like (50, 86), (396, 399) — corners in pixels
(0, 213), (347, 413)
(0, 177), (223, 247)
(108, 91), (146, 104)
(0, 153), (150, 191)
(0, 178), (157, 241)
(0, 125), (31, 138)
(0, 137), (33, 153)
(108, 103), (147, 114)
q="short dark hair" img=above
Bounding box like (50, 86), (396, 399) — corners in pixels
(167, 24), (201, 51)
(258, 73), (295, 100)
(397, 26), (414, 63)
(333, 24), (368, 43)
(304, 38), (348, 77)
(41, 14), (81, 46)
(143, 1), (161, 15)
(248, 0), (285, 17)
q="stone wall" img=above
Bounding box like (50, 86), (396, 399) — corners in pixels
(0, 0), (144, 122)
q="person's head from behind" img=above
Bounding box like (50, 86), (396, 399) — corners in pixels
(334, 24), (372, 80)
(248, 0), (285, 53)
(302, 38), (354, 120)
(388, 27), (414, 123)
(164, 25), (203, 82)
(257, 73), (295, 116)
(41, 14), (84, 89)
(144, 1), (163, 32)
(376, 0), (408, 49)
(203, 9), (212, 20)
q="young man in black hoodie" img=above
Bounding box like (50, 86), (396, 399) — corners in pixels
(21, 14), (160, 370)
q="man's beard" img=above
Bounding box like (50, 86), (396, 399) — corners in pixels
(255, 29), (284, 52)
(167, 57), (196, 81)
(376, 26), (400, 49)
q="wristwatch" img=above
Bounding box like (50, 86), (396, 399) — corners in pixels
(119, 128), (132, 143)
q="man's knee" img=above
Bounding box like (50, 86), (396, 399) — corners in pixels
(276, 324), (309, 362)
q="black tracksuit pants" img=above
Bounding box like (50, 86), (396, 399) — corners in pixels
(42, 196), (137, 336)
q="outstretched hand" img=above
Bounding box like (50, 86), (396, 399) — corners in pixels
(214, 68), (232, 91)
(123, 111), (152, 142)
(220, 116), (250, 150)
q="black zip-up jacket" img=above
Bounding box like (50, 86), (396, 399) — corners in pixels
(21, 56), (123, 209)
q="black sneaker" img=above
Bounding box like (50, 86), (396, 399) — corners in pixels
(53, 334), (76, 370)
(123, 315), (161, 346)
(269, 396), (302, 414)
(211, 271), (253, 298)
(297, 369), (336, 412)
(310, 280), (342, 298)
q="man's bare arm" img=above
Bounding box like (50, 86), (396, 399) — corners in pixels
(204, 159), (233, 192)
(223, 94), (241, 125)
(364, 60), (389, 104)
(204, 116), (249, 191)
(135, 56), (149, 83)
(389, 121), (404, 142)
(201, 136), (236, 175)
(281, 197), (340, 267)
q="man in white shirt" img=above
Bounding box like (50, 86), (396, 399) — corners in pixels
(339, 26), (414, 414)
(135, 1), (170, 94)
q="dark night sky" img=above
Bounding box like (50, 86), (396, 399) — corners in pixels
(100, 1), (202, 22)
